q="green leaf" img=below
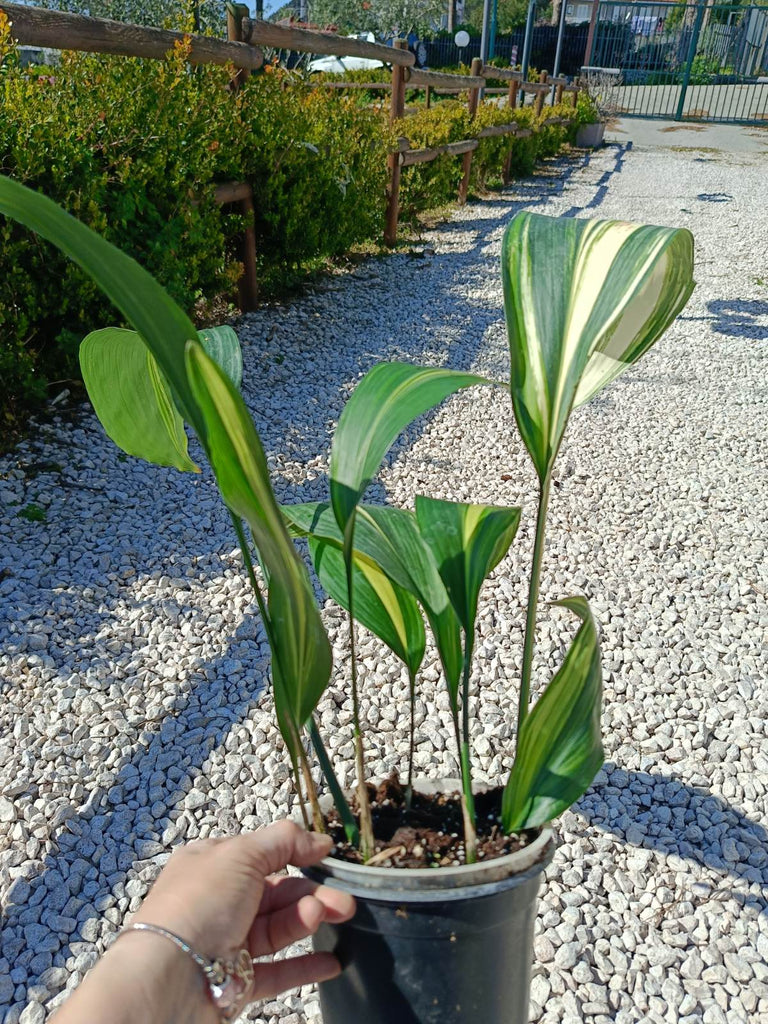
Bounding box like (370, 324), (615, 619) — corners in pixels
(329, 363), (493, 530)
(284, 501), (462, 696)
(502, 597), (603, 830)
(185, 342), (332, 756)
(80, 328), (198, 472)
(309, 537), (425, 677)
(502, 212), (695, 480)
(0, 174), (203, 436)
(414, 496), (521, 636)
(79, 324), (244, 470)
(198, 325), (243, 390)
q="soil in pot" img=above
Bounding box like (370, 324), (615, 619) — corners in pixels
(325, 772), (536, 868)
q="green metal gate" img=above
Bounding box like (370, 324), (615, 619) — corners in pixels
(588, 1), (768, 124)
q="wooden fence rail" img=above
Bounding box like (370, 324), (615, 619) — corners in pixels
(0, 2), (264, 69)
(2, 2), (581, 303)
(240, 16), (414, 65)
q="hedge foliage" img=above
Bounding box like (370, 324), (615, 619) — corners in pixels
(0, 13), (576, 432)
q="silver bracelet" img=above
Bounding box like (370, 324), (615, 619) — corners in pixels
(117, 922), (254, 1023)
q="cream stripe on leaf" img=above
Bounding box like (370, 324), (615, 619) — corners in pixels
(309, 537), (426, 679)
(283, 500), (463, 703)
(414, 496), (521, 638)
(502, 212), (695, 481)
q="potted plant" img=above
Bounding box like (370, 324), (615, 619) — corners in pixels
(0, 174), (694, 1024)
(574, 68), (623, 148)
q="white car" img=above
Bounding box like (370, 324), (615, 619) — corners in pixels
(307, 33), (385, 74)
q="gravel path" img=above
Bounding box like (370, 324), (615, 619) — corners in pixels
(1, 135), (767, 1024)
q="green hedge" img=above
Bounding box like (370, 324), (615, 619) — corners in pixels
(0, 15), (575, 434)
(396, 101), (577, 221)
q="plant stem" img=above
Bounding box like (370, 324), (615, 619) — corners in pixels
(309, 717), (359, 846)
(230, 512), (270, 631)
(291, 750), (310, 829)
(406, 668), (416, 809)
(459, 646), (477, 864)
(518, 471), (552, 741)
(343, 521), (375, 860)
(297, 735), (324, 833)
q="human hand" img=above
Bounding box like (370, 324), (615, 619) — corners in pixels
(133, 821), (356, 1001)
(53, 822), (356, 1024)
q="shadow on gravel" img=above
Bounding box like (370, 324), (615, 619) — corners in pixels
(578, 763), (768, 900)
(561, 142), (632, 218)
(0, 143), (635, 1009)
(706, 299), (768, 341)
(0, 608), (273, 987)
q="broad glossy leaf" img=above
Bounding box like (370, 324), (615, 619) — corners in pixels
(284, 501), (462, 695)
(415, 496), (521, 636)
(502, 212), (695, 480)
(310, 537), (426, 677)
(80, 328), (198, 472)
(0, 174), (202, 435)
(185, 342), (332, 752)
(502, 597), (603, 830)
(329, 363), (492, 530)
(79, 324), (243, 470)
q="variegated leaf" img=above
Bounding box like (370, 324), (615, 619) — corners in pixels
(502, 597), (603, 830)
(502, 212), (695, 480)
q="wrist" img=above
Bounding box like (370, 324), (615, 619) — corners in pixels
(113, 930), (219, 1023)
(53, 929), (218, 1024)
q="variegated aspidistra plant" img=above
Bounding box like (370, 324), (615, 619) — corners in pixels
(0, 174), (694, 863)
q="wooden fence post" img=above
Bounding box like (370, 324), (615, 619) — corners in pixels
(534, 70), (549, 116)
(425, 84), (432, 109)
(226, 2), (251, 89)
(238, 188), (259, 311)
(458, 56), (484, 205)
(384, 38), (408, 247)
(555, 81), (564, 105)
(507, 75), (520, 111)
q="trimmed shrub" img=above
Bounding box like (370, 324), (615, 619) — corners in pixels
(0, 13), (574, 435)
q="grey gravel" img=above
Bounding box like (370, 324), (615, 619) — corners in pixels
(1, 132), (767, 1024)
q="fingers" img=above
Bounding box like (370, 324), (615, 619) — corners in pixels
(242, 821), (334, 877)
(250, 952), (342, 1000)
(251, 878), (356, 956)
(250, 893), (324, 956)
(260, 876), (356, 923)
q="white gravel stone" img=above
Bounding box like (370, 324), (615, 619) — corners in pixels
(1, 133), (767, 1023)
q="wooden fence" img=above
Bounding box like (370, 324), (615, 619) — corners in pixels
(1, 2), (580, 307)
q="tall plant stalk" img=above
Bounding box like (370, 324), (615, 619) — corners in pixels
(459, 647), (477, 864)
(297, 736), (325, 833)
(518, 472), (552, 742)
(349, 608), (375, 859)
(344, 534), (375, 860)
(406, 668), (417, 808)
(309, 717), (359, 846)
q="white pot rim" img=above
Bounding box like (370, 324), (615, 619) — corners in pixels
(302, 778), (555, 897)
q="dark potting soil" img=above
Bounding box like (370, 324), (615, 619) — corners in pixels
(327, 773), (535, 869)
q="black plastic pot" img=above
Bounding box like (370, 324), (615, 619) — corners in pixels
(302, 781), (555, 1024)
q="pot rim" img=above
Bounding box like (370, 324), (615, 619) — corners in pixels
(302, 777), (555, 901)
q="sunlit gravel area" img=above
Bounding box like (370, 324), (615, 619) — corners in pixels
(1, 133), (767, 1024)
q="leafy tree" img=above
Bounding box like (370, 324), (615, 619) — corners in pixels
(307, 0), (444, 36)
(31, 0), (227, 33)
